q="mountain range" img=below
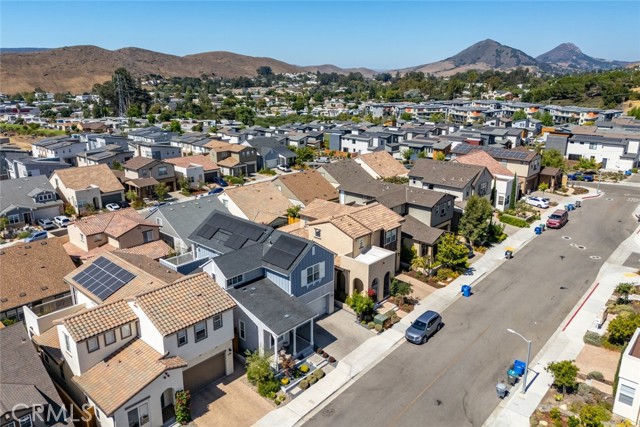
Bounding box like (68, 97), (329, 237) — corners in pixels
(0, 40), (633, 93)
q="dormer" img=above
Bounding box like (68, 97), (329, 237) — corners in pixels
(28, 188), (57, 204)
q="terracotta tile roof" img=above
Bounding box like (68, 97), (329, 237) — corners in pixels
(357, 151), (409, 178)
(123, 157), (157, 171)
(328, 215), (371, 239)
(73, 338), (187, 416)
(217, 157), (241, 167)
(72, 208), (159, 237)
(205, 140), (247, 153)
(276, 170), (339, 205)
(307, 202), (403, 239)
(224, 181), (293, 224)
(300, 199), (356, 221)
(0, 238), (76, 312)
(453, 149), (513, 177)
(62, 300), (137, 342)
(134, 273), (236, 336)
(114, 240), (173, 260)
(164, 155), (219, 171)
(53, 164), (124, 193)
(279, 222), (309, 239)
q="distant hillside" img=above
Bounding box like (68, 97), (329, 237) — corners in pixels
(301, 64), (377, 77)
(399, 39), (542, 76)
(0, 46), (375, 93)
(536, 43), (630, 72)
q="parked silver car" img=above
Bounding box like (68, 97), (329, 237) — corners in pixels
(405, 310), (442, 344)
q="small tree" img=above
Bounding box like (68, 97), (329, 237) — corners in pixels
(390, 279), (412, 307)
(0, 216), (9, 233)
(402, 149), (412, 163)
(417, 150), (427, 159)
(615, 282), (635, 303)
(435, 152), (446, 161)
(345, 292), (375, 321)
(112, 160), (124, 171)
(430, 112), (445, 123)
(245, 350), (280, 397)
(459, 195), (493, 246)
(607, 313), (640, 345)
(577, 156), (597, 171)
(64, 204), (76, 217)
(178, 176), (190, 195)
(435, 233), (469, 271)
(410, 256), (427, 272)
(509, 173), (518, 210)
(542, 148), (567, 171)
(174, 390), (191, 425)
(154, 182), (169, 201)
(538, 182), (549, 193)
(512, 109), (527, 121)
(126, 190), (138, 203)
(579, 404), (611, 427)
(286, 205), (301, 219)
(545, 360), (579, 395)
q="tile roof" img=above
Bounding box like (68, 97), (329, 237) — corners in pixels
(299, 199), (357, 221)
(276, 170), (339, 205)
(205, 140), (247, 152)
(73, 338), (186, 416)
(0, 238), (76, 313)
(62, 300), (137, 342)
(123, 157), (158, 170)
(114, 240), (173, 260)
(327, 215), (371, 239)
(164, 154), (219, 171)
(453, 149), (513, 177)
(33, 325), (67, 364)
(53, 164), (124, 193)
(357, 152), (409, 178)
(308, 202), (403, 239)
(134, 273), (236, 336)
(223, 181), (293, 224)
(72, 208), (159, 237)
(409, 159), (485, 189)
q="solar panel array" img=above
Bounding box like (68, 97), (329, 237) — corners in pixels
(72, 257), (136, 300)
(453, 143), (530, 160)
(263, 235), (307, 271)
(194, 213), (268, 249)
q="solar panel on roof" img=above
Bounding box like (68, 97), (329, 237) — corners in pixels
(197, 225), (217, 239)
(263, 248), (297, 270)
(273, 235), (307, 256)
(72, 257), (135, 301)
(225, 234), (248, 250)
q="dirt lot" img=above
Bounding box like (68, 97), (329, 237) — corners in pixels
(4, 134), (43, 151)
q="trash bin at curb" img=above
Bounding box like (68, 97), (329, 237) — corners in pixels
(575, 200), (582, 208)
(496, 382), (508, 399)
(461, 285), (471, 297)
(539, 224), (545, 231)
(507, 369), (518, 386)
(505, 250), (513, 259)
(534, 226), (542, 235)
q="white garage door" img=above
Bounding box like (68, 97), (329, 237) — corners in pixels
(307, 294), (328, 318)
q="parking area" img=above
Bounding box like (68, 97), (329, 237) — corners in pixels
(313, 308), (374, 361)
(191, 367), (273, 427)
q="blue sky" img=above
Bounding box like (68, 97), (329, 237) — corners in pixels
(1, 1), (639, 69)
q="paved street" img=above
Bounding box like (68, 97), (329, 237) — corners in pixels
(301, 185), (639, 427)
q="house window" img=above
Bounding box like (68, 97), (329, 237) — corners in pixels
(357, 238), (364, 249)
(177, 329), (188, 347)
(63, 333), (71, 353)
(156, 218), (162, 226)
(314, 228), (321, 238)
(479, 182), (488, 196)
(213, 314), (223, 330)
(8, 214), (20, 224)
(120, 323), (132, 338)
(104, 330), (116, 346)
(158, 166), (168, 176)
(18, 415), (32, 427)
(141, 168), (148, 177)
(126, 402), (149, 427)
(498, 195), (505, 205)
(306, 264), (320, 284)
(227, 275), (243, 287)
(86, 336), (99, 353)
(619, 384), (635, 406)
(143, 230), (153, 243)
(80, 234), (85, 242)
(194, 321), (207, 342)
(385, 228), (397, 245)
(589, 142), (597, 150)
(239, 320), (246, 340)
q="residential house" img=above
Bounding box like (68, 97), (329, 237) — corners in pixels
(400, 215), (445, 260)
(77, 121), (109, 133)
(408, 159), (493, 207)
(0, 322), (67, 427)
(217, 181), (294, 227)
(282, 200), (403, 303)
(1, 175), (63, 227)
(450, 144), (541, 195)
(169, 133), (213, 156)
(205, 140), (258, 176)
(64, 208), (170, 261)
(0, 141), (30, 180)
(50, 164), (125, 212)
(75, 144), (134, 168)
(32, 136), (86, 165)
(316, 159), (373, 188)
(164, 155), (220, 188)
(612, 328), (640, 425)
(565, 132), (640, 171)
(143, 198), (230, 254)
(539, 167), (563, 191)
(6, 156), (72, 179)
(272, 170), (339, 206)
(247, 137), (297, 170)
(122, 157), (176, 199)
(354, 151), (409, 179)
(0, 237), (75, 322)
(453, 150), (515, 212)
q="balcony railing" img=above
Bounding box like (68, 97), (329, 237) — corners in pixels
(30, 295), (74, 317)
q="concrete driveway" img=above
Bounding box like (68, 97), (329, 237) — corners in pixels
(191, 367), (273, 427)
(314, 309), (374, 361)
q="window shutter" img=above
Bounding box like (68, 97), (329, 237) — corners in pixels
(301, 270), (307, 287)
(319, 261), (325, 280)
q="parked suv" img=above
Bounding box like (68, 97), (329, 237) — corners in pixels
(405, 310), (442, 344)
(24, 230), (49, 242)
(546, 209), (569, 229)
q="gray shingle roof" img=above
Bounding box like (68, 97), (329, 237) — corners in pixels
(0, 175), (62, 214)
(409, 159), (485, 189)
(401, 215), (445, 245)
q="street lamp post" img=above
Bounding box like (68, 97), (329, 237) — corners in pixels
(507, 328), (532, 394)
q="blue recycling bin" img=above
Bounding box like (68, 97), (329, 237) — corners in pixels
(461, 285), (471, 297)
(567, 203), (575, 211)
(534, 226), (542, 235)
(513, 360), (526, 376)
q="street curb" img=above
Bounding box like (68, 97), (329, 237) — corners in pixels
(582, 193), (603, 200)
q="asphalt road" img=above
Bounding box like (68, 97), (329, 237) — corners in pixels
(302, 185), (639, 427)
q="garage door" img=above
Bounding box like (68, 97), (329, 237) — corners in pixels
(182, 352), (225, 392)
(307, 294), (328, 318)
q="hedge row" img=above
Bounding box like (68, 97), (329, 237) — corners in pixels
(498, 214), (530, 228)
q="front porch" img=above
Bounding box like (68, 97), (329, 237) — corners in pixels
(335, 247), (395, 303)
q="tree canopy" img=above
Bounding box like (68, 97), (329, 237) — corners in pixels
(459, 195), (493, 246)
(436, 233), (469, 271)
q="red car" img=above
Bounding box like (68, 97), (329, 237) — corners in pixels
(546, 209), (568, 229)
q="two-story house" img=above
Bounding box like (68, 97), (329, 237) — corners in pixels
(6, 156), (72, 179)
(122, 157), (176, 199)
(31, 136), (87, 165)
(217, 180), (294, 227)
(205, 140), (257, 176)
(50, 164), (125, 212)
(353, 151), (409, 179)
(76, 144), (134, 168)
(1, 175), (63, 228)
(272, 170), (339, 207)
(612, 328), (640, 425)
(164, 154), (220, 188)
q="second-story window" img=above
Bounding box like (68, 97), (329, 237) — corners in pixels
(87, 336), (99, 353)
(195, 321), (207, 342)
(104, 330), (116, 346)
(227, 275), (243, 287)
(158, 166), (168, 176)
(213, 314), (223, 330)
(177, 329), (188, 347)
(306, 264), (320, 283)
(143, 230), (153, 243)
(314, 228), (321, 238)
(63, 332), (71, 353)
(385, 229), (397, 245)
(121, 323), (132, 339)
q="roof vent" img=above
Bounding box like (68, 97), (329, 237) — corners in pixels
(1, 298), (8, 303)
(40, 286), (48, 291)
(19, 292), (27, 297)
(24, 245), (32, 249)
(284, 314), (291, 318)
(41, 241), (47, 245)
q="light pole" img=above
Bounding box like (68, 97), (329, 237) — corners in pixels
(596, 169), (601, 194)
(507, 328), (532, 394)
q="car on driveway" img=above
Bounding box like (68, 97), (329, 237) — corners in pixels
(405, 310), (442, 344)
(117, 200), (131, 209)
(213, 177), (228, 187)
(208, 187), (224, 196)
(53, 215), (71, 228)
(525, 196), (549, 209)
(105, 203), (121, 211)
(277, 164), (292, 172)
(24, 230), (49, 242)
(37, 218), (55, 230)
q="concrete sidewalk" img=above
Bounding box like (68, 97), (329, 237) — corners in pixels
(253, 189), (606, 427)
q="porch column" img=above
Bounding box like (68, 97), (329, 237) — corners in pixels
(292, 328), (297, 356)
(310, 320), (314, 347)
(274, 333), (279, 369)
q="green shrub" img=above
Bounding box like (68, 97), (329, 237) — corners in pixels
(579, 403), (610, 427)
(308, 376), (317, 385)
(258, 168), (276, 176)
(299, 379), (309, 390)
(587, 371), (604, 382)
(498, 214), (529, 228)
(17, 231), (31, 239)
(631, 168), (638, 173)
(608, 304), (636, 315)
(374, 324), (383, 333)
(367, 321), (375, 329)
(567, 416), (580, 427)
(607, 313), (640, 345)
(313, 368), (325, 379)
(257, 378), (280, 397)
(175, 390), (191, 425)
(549, 407), (561, 421)
(436, 267), (454, 281)
(583, 331), (604, 347)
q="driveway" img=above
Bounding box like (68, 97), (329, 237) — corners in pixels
(314, 309), (374, 361)
(191, 367), (273, 427)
